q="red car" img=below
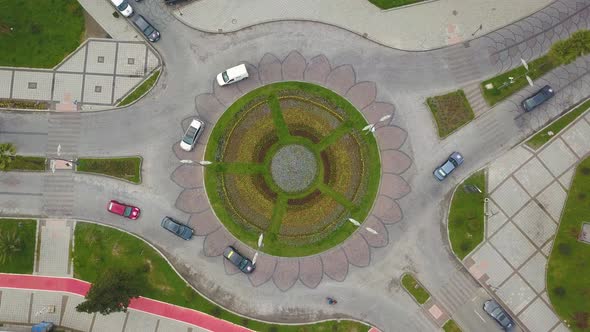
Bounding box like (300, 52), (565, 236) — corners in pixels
(107, 200), (140, 220)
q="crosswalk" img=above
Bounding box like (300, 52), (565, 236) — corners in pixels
(463, 82), (490, 116)
(431, 268), (479, 315)
(42, 173), (76, 217)
(441, 45), (484, 86)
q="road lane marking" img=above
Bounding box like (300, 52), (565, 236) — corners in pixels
(474, 310), (486, 322)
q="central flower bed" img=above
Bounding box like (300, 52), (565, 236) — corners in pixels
(204, 82), (380, 256)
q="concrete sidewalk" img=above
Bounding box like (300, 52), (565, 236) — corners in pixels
(173, 0), (552, 50)
(77, 0), (141, 41)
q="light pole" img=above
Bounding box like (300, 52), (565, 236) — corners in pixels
(346, 218), (378, 235)
(362, 114), (392, 134)
(180, 160), (213, 166)
(253, 233), (264, 265)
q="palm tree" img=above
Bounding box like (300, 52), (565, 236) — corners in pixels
(0, 143), (16, 171)
(0, 231), (23, 264)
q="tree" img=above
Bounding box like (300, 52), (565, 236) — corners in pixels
(76, 267), (145, 315)
(0, 231), (22, 264)
(0, 143), (16, 171)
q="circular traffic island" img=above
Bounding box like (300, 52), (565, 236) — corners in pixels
(204, 82), (381, 257)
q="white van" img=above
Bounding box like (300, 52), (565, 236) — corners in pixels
(111, 0), (133, 17)
(216, 64), (249, 86)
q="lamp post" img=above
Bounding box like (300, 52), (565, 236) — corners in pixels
(362, 114), (392, 134)
(346, 218), (378, 234)
(180, 160), (213, 166)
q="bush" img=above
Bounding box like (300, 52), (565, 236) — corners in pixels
(549, 30), (590, 65)
(553, 286), (566, 297)
(558, 243), (572, 256)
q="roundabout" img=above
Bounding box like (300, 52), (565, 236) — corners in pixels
(172, 52), (412, 290)
(203, 82), (381, 257)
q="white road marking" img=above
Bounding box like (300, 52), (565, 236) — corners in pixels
(474, 310), (486, 322)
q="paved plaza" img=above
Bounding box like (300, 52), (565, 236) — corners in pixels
(465, 105), (590, 332)
(0, 39), (160, 110)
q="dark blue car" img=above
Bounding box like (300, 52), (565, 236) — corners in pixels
(522, 85), (554, 112)
(161, 217), (193, 240)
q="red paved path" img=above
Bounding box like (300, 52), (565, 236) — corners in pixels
(0, 273), (250, 332)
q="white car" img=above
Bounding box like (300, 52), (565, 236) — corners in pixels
(180, 119), (204, 152)
(216, 64), (249, 86)
(110, 0), (133, 17)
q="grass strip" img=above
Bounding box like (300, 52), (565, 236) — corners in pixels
(368, 0), (424, 9)
(0, 0), (84, 68)
(73, 222), (369, 332)
(76, 157), (141, 184)
(442, 319), (462, 332)
(5, 156), (46, 171)
(481, 55), (558, 106)
(547, 157), (590, 331)
(317, 182), (355, 210)
(448, 170), (486, 260)
(267, 194), (287, 235)
(268, 94), (290, 140)
(526, 98), (590, 150)
(401, 273), (430, 304)
(316, 121), (353, 151)
(0, 219), (37, 274)
(213, 162), (264, 174)
(426, 90), (474, 138)
(118, 70), (161, 106)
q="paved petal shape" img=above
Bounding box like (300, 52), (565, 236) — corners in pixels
(190, 209), (221, 236)
(298, 256), (323, 288)
(272, 258), (300, 291)
(176, 188), (209, 213)
(382, 150), (412, 174)
(373, 195), (402, 224)
(258, 53), (282, 84)
(195, 93), (225, 124)
(320, 248), (349, 282)
(345, 81), (376, 110)
(376, 126), (407, 150)
(203, 227), (234, 257)
(173, 142), (205, 165)
(236, 63), (262, 94)
(362, 102), (394, 124)
(248, 253), (277, 287)
(282, 51), (306, 81)
(381, 174), (411, 199)
(213, 79), (242, 107)
(325, 65), (355, 95)
(360, 216), (388, 248)
(341, 233), (370, 267)
(304, 54), (331, 84)
(171, 164), (203, 188)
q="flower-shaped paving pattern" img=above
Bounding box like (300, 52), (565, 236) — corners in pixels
(171, 51), (412, 290)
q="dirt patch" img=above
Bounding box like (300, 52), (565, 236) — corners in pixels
(83, 9), (109, 40)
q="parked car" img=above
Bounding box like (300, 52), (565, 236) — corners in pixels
(522, 85), (554, 112)
(110, 0), (133, 17)
(216, 64), (249, 86)
(180, 119), (205, 151)
(164, 0), (189, 5)
(131, 15), (160, 42)
(223, 246), (255, 273)
(483, 299), (515, 330)
(107, 200), (140, 220)
(433, 152), (464, 181)
(161, 217), (193, 240)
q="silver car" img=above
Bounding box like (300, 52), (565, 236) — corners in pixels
(433, 152), (464, 181)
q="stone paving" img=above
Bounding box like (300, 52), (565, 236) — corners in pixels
(0, 289), (209, 332)
(171, 51), (411, 290)
(0, 39), (160, 110)
(464, 106), (590, 332)
(36, 219), (73, 277)
(172, 0), (551, 50)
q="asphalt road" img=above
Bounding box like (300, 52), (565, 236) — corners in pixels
(2, 0), (590, 331)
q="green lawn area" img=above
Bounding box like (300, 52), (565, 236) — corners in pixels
(547, 157), (590, 331)
(0, 0), (85, 68)
(426, 90), (475, 138)
(5, 156), (46, 171)
(0, 219), (37, 274)
(526, 98), (590, 150)
(368, 0), (424, 9)
(76, 157), (142, 184)
(442, 319), (462, 332)
(448, 170), (486, 260)
(118, 70), (161, 106)
(481, 56), (558, 106)
(401, 273), (430, 304)
(73, 223), (369, 332)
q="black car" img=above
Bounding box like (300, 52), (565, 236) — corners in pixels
(223, 246), (255, 273)
(164, 0), (189, 5)
(161, 217), (193, 240)
(522, 85), (554, 112)
(483, 299), (515, 330)
(131, 15), (160, 42)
